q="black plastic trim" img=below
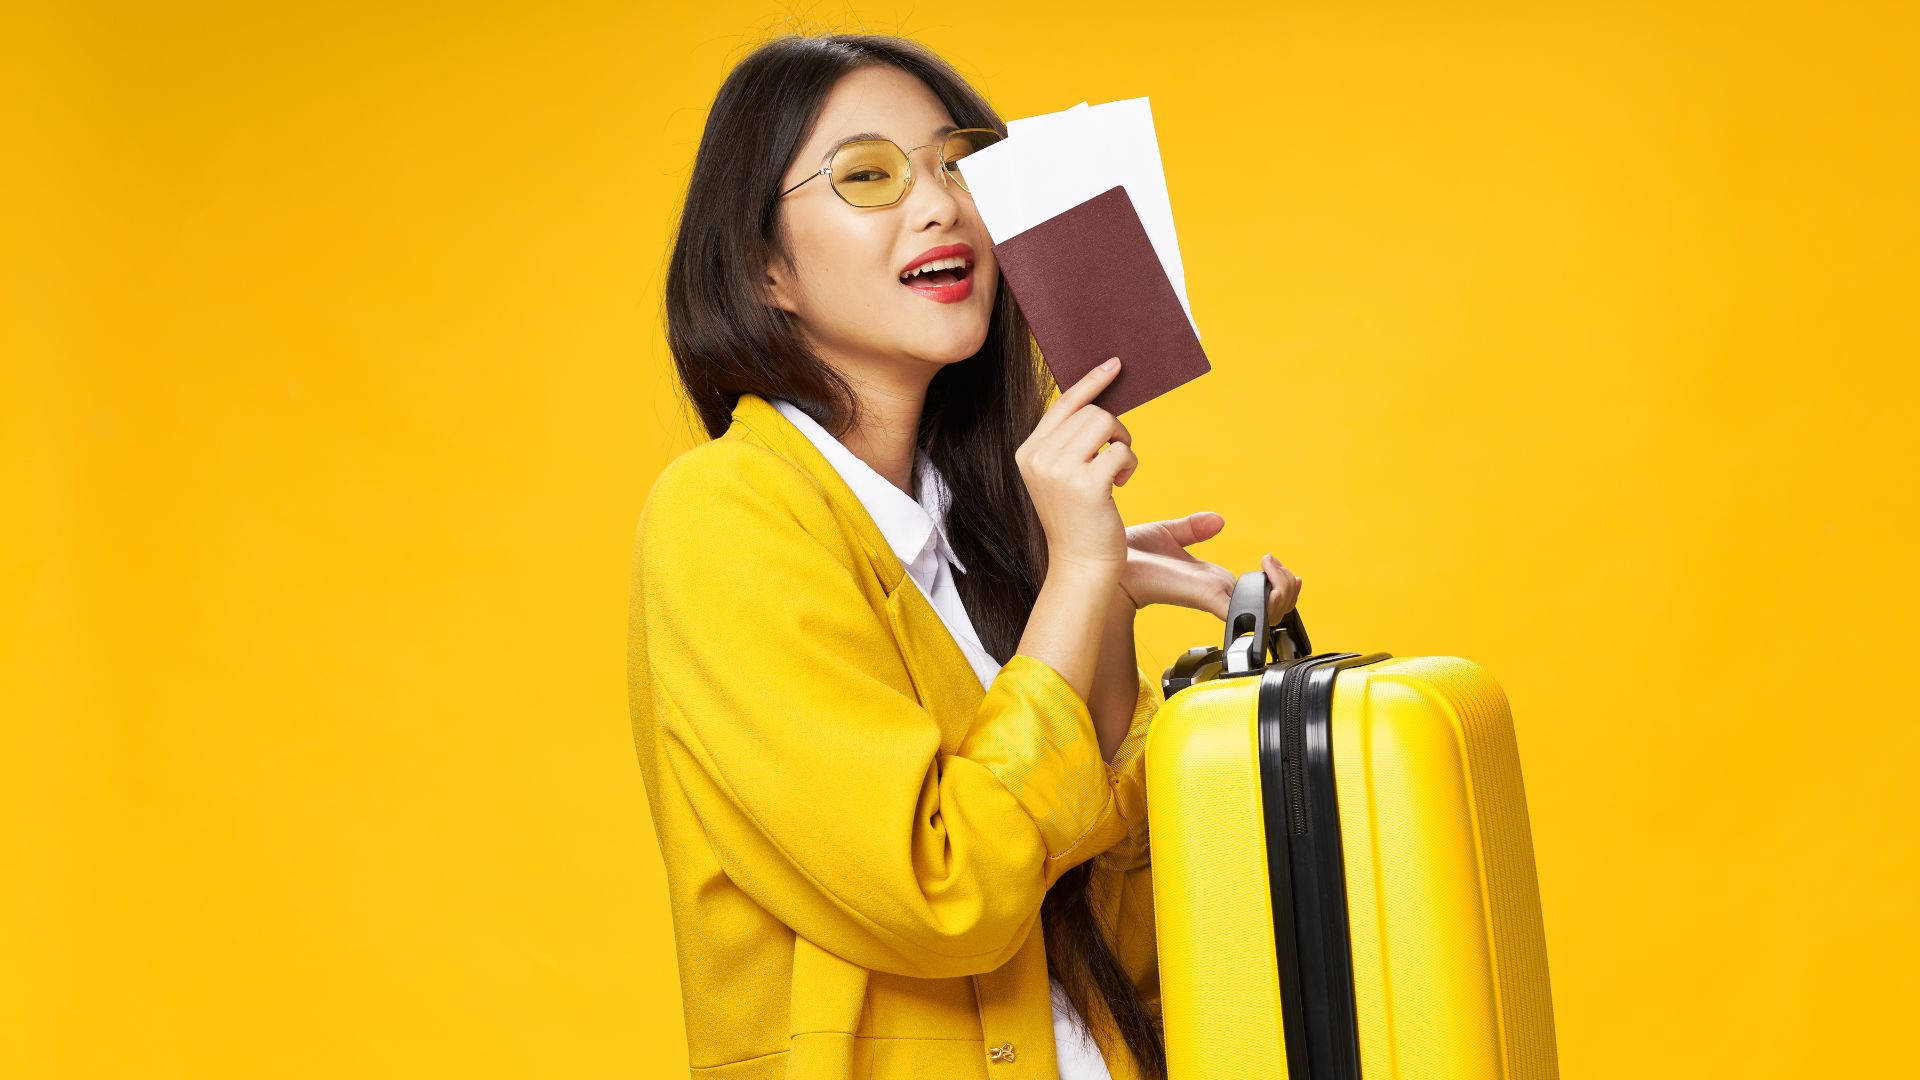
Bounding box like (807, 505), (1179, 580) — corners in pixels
(1257, 650), (1391, 1079)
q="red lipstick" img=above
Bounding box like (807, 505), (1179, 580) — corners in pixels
(897, 242), (975, 304)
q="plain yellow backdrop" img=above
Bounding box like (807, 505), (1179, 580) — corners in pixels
(5, 1), (1915, 1076)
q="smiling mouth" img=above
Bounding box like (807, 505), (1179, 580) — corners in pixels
(898, 264), (972, 288)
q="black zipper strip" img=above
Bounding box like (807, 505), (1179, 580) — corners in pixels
(1259, 651), (1389, 1079)
(1257, 661), (1310, 1078)
(1281, 659), (1310, 835)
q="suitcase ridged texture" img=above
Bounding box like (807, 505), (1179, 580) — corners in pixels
(1365, 656), (1557, 1079)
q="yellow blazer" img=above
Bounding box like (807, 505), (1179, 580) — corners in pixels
(628, 391), (1165, 1079)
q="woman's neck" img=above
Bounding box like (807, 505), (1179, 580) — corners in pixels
(831, 368), (932, 497)
(839, 400), (922, 496)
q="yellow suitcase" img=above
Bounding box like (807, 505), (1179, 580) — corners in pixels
(1145, 571), (1559, 1079)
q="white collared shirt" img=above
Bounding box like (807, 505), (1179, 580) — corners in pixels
(770, 397), (1114, 1080)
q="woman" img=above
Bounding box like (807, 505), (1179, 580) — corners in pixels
(629, 32), (1302, 1080)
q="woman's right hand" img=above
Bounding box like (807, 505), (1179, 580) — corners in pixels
(1017, 356), (1136, 582)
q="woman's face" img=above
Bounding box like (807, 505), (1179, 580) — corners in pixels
(765, 65), (1000, 387)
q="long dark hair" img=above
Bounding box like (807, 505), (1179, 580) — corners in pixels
(660, 30), (1165, 1080)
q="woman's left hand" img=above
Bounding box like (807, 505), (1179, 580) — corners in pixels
(1115, 511), (1303, 624)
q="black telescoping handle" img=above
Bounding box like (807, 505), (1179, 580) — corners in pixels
(1222, 568), (1312, 674)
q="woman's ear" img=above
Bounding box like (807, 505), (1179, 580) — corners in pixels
(762, 258), (797, 314)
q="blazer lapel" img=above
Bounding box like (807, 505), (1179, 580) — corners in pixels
(724, 392), (900, 594)
(726, 391), (984, 751)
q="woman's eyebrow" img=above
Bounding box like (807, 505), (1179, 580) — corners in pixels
(825, 123), (961, 155)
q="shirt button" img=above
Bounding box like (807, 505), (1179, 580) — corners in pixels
(987, 1040), (1017, 1064)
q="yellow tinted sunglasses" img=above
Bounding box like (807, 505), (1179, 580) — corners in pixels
(776, 127), (1004, 208)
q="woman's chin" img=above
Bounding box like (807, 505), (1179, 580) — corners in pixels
(902, 318), (990, 363)
(924, 328), (991, 365)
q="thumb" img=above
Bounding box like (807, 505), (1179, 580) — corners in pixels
(1164, 510), (1226, 548)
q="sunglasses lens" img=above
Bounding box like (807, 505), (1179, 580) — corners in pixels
(824, 131), (1004, 206)
(829, 140), (909, 207)
(940, 129), (1001, 193)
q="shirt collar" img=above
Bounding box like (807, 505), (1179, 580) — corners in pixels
(770, 398), (968, 576)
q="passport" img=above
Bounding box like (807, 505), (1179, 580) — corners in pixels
(988, 183), (1211, 416)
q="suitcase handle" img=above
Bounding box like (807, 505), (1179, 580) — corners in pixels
(1223, 569), (1312, 674)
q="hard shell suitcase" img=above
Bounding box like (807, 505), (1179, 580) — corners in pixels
(1145, 571), (1559, 1079)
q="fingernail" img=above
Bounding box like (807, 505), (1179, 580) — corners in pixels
(1102, 357), (1120, 370)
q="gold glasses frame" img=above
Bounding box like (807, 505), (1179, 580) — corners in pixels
(775, 127), (1004, 208)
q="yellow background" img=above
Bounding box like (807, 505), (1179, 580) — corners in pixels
(6, 1), (1915, 1076)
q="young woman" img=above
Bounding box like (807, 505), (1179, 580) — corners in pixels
(629, 32), (1302, 1080)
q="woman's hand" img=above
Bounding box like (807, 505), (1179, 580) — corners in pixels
(1018, 357), (1135, 582)
(1114, 511), (1303, 627)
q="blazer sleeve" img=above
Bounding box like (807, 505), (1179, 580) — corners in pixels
(1093, 664), (1162, 874)
(634, 443), (1149, 980)
(1088, 665), (1163, 1009)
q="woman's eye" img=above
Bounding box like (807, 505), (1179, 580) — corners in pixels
(843, 170), (888, 183)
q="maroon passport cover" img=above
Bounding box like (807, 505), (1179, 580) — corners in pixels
(989, 183), (1210, 415)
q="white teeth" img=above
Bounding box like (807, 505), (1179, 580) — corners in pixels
(902, 255), (969, 280)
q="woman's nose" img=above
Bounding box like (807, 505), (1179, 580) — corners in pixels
(927, 162), (965, 197)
